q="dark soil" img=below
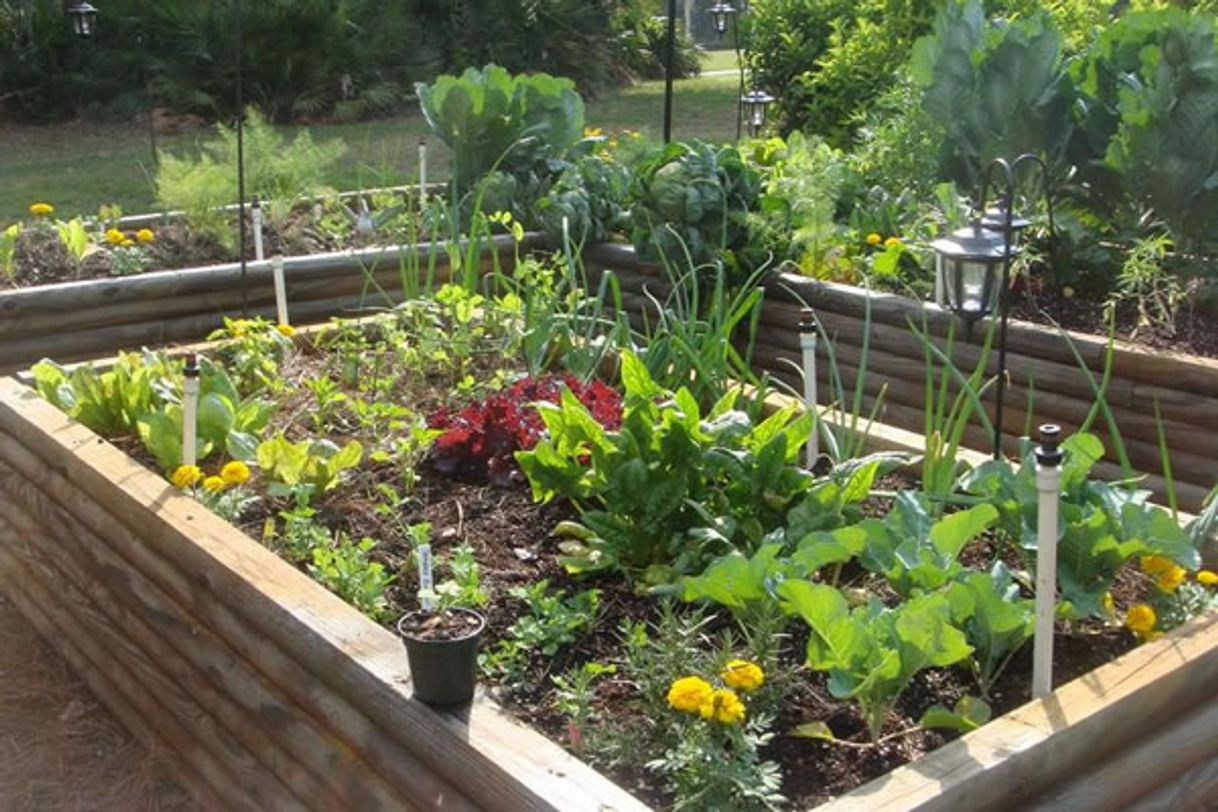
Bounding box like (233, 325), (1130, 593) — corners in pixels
(398, 608), (483, 641)
(1008, 284), (1218, 360)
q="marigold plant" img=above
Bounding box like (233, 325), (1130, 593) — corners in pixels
(203, 475), (226, 493)
(1199, 570), (1218, 586)
(170, 464), (203, 489)
(720, 659), (765, 693)
(698, 688), (746, 725)
(1125, 603), (1159, 642)
(276, 324), (296, 338)
(136, 228), (155, 243)
(28, 202), (54, 216)
(220, 460), (251, 486)
(105, 228), (126, 246)
(667, 676), (714, 714)
(1141, 555), (1187, 592)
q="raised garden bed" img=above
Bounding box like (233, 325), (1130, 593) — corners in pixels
(3, 296), (1217, 808)
(583, 243), (1218, 513)
(0, 232), (541, 374)
(3, 371), (1218, 809)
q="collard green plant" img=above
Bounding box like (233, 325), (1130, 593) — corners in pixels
(535, 151), (632, 246)
(629, 141), (761, 270)
(1072, 8), (1218, 250)
(857, 491), (999, 597)
(780, 581), (972, 741)
(961, 432), (1201, 618)
(910, 0), (1074, 189)
(416, 65), (584, 194)
(944, 563), (1034, 697)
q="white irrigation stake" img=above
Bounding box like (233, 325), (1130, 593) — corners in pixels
(417, 543), (435, 612)
(272, 253), (289, 327)
(251, 196), (265, 262)
(1033, 424), (1064, 700)
(418, 138), (428, 206)
(799, 307), (819, 470)
(182, 354), (200, 469)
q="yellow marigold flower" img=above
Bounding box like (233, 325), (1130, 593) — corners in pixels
(1198, 570), (1218, 586)
(202, 475), (227, 493)
(666, 676), (714, 714)
(721, 659), (765, 692)
(121, 238), (135, 247)
(1141, 555), (1186, 592)
(136, 228), (154, 243)
(105, 228), (126, 245)
(884, 236), (902, 248)
(1125, 603), (1157, 641)
(584, 126), (604, 138)
(28, 202), (54, 216)
(698, 688), (746, 725)
(865, 232), (882, 246)
(220, 460), (251, 486)
(276, 323), (296, 338)
(170, 464), (203, 489)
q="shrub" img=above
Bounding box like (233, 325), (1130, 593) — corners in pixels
(154, 108), (345, 246)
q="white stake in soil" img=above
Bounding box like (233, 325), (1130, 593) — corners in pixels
(799, 308), (819, 469)
(417, 543), (435, 612)
(182, 354), (200, 469)
(272, 254), (289, 326)
(251, 197), (265, 262)
(1033, 424), (1064, 700)
(418, 139), (428, 206)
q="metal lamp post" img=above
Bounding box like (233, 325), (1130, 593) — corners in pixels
(708, 1), (738, 37)
(930, 153), (1055, 460)
(234, 0), (249, 316)
(741, 86), (774, 138)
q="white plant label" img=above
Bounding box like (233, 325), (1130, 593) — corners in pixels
(418, 543), (435, 612)
(272, 255), (289, 326)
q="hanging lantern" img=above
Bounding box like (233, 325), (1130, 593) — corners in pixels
(980, 199), (1033, 246)
(930, 224), (1010, 326)
(741, 87), (775, 137)
(67, 1), (98, 38)
(708, 2), (737, 38)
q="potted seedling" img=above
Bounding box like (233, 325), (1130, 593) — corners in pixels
(396, 523), (487, 705)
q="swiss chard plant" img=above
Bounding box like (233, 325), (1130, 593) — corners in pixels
(780, 580), (973, 742)
(518, 350), (812, 582)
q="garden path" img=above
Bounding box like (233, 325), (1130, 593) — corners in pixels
(0, 589), (194, 811)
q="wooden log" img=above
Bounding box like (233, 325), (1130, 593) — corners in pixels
(0, 525), (272, 811)
(0, 447), (413, 810)
(1025, 693), (1218, 810)
(0, 378), (646, 812)
(1124, 749), (1218, 810)
(0, 556), (229, 811)
(0, 419), (475, 810)
(0, 233), (538, 319)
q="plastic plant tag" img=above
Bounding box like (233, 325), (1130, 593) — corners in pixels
(418, 543), (435, 611)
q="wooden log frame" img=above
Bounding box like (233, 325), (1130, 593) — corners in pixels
(3, 367), (1218, 809)
(581, 243), (1218, 512)
(0, 232), (544, 374)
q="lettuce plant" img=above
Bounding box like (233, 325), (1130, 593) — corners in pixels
(427, 374), (621, 486)
(256, 433), (363, 499)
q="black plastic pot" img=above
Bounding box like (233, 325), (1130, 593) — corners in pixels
(396, 608), (486, 705)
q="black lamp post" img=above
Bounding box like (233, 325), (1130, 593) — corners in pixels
(66, 1), (98, 38)
(662, 0), (678, 143)
(930, 153), (1055, 460)
(234, 0), (248, 316)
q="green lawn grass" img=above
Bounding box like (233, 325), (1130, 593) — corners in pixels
(0, 71), (742, 224)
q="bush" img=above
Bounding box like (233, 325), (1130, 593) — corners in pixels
(155, 108), (345, 246)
